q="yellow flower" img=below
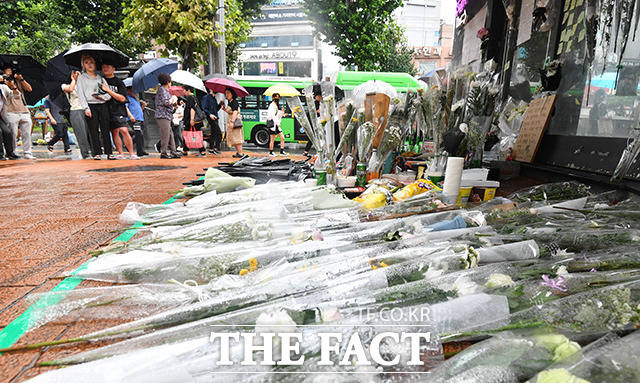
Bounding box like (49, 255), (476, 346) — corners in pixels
(239, 269), (249, 276)
(371, 265), (378, 270)
(320, 119), (327, 126)
(380, 262), (388, 268)
(293, 106), (301, 113)
(249, 258), (258, 272)
(352, 118), (358, 122)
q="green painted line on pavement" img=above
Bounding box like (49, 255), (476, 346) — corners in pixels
(0, 186), (191, 354)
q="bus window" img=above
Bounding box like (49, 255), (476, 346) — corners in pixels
(243, 94), (258, 109)
(257, 95), (270, 110)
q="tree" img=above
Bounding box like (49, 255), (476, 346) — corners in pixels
(301, 0), (415, 73)
(124, 0), (219, 71)
(55, 0), (150, 58)
(0, 0), (69, 63)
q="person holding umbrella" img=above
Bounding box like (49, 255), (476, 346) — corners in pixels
(76, 55), (113, 160)
(0, 63), (35, 159)
(62, 70), (92, 159)
(182, 85), (206, 157)
(0, 87), (19, 160)
(222, 88), (245, 158)
(124, 79), (148, 157)
(155, 73), (180, 159)
(202, 87), (222, 155)
(267, 93), (288, 156)
(101, 61), (137, 160)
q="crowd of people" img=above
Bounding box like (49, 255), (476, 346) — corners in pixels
(0, 56), (303, 162)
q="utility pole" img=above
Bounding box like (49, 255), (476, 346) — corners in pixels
(208, 42), (215, 75)
(218, 0), (227, 75)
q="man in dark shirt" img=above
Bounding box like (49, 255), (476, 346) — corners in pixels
(44, 96), (71, 153)
(182, 86), (206, 156)
(101, 63), (138, 159)
(202, 88), (221, 155)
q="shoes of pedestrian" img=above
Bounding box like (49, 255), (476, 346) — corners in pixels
(107, 155), (117, 160)
(160, 153), (171, 159)
(64, 149), (72, 154)
(129, 154), (140, 160)
(47, 145), (54, 152)
(115, 154), (127, 160)
(183, 150), (188, 156)
(142, 152), (149, 156)
(24, 153), (36, 160)
(170, 153), (181, 159)
(93, 155), (102, 160)
(279, 150), (288, 156)
(7, 154), (20, 160)
(232, 153), (243, 158)
(0, 156), (7, 161)
(155, 142), (161, 153)
(269, 151), (276, 157)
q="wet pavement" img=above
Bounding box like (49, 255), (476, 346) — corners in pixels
(0, 145), (305, 382)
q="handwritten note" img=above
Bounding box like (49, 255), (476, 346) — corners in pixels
(513, 95), (558, 163)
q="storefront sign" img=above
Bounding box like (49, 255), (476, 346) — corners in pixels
(412, 47), (443, 58)
(254, 8), (307, 23)
(247, 51), (299, 61)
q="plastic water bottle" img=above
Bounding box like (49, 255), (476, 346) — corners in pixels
(314, 151), (327, 185)
(367, 149), (379, 181)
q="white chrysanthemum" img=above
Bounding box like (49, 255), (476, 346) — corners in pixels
(459, 123), (469, 134)
(255, 309), (297, 361)
(485, 273), (516, 288)
(453, 275), (483, 295)
(556, 265), (569, 276)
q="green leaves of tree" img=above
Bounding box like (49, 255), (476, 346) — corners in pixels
(301, 0), (415, 74)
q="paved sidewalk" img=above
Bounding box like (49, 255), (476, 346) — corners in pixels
(0, 152), (280, 382)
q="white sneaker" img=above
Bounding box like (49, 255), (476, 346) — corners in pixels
(24, 153), (36, 160)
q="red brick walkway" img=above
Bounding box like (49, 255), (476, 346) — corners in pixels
(0, 153), (260, 382)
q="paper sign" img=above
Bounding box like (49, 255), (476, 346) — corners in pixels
(513, 95), (558, 163)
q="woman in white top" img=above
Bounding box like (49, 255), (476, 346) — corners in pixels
(267, 93), (288, 156)
(62, 70), (92, 159)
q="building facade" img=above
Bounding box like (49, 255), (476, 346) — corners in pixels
(235, 0), (341, 81)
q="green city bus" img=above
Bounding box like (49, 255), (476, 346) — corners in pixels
(235, 72), (421, 147)
(236, 77), (313, 147)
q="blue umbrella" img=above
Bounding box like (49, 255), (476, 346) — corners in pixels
(132, 58), (178, 93)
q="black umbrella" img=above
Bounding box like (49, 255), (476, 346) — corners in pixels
(44, 51), (79, 110)
(0, 54), (47, 106)
(63, 43), (130, 69)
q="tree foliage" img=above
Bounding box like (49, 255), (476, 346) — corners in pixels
(55, 0), (150, 58)
(301, 0), (415, 73)
(0, 0), (69, 63)
(124, 0), (219, 71)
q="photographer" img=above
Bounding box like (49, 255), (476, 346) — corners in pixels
(0, 64), (35, 159)
(0, 82), (19, 160)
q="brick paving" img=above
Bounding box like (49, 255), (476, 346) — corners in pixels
(0, 152), (289, 382)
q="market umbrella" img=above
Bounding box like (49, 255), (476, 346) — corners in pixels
(263, 84), (301, 97)
(0, 54), (47, 106)
(132, 58), (178, 93)
(168, 86), (185, 97)
(351, 80), (397, 105)
(204, 76), (248, 97)
(44, 51), (79, 110)
(170, 70), (206, 92)
(63, 43), (130, 68)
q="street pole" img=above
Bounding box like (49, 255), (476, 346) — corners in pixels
(208, 42), (215, 75)
(218, 0), (226, 75)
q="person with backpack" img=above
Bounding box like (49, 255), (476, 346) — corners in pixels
(182, 85), (206, 157)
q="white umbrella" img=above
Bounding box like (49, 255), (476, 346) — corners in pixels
(351, 80), (397, 106)
(170, 70), (206, 92)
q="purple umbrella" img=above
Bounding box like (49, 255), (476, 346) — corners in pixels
(204, 77), (248, 97)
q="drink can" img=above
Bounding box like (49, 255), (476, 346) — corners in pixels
(356, 163), (366, 187)
(316, 169), (327, 186)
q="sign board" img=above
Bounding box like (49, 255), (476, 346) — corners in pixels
(253, 7), (307, 23)
(513, 94), (557, 163)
